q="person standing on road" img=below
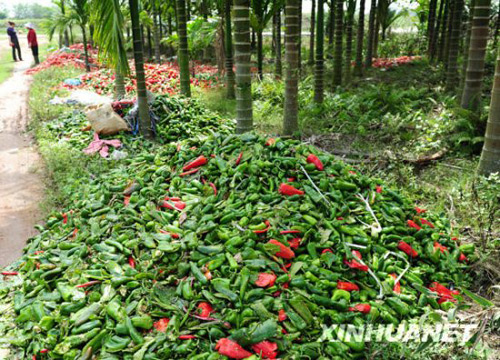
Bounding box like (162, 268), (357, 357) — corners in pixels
(25, 23), (39, 65)
(7, 21), (22, 62)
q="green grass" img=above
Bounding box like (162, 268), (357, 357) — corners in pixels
(0, 36), (15, 84)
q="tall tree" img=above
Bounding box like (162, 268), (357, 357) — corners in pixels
(234, 0), (253, 133)
(153, 0), (161, 64)
(283, 0), (300, 135)
(354, 0), (365, 76)
(225, 0), (236, 98)
(460, 0), (476, 89)
(437, 0), (449, 62)
(327, 1), (335, 52)
(427, 0), (438, 55)
(315, 0), (324, 102)
(365, 0), (377, 67)
(274, 9), (282, 77)
(431, 0), (445, 60)
(129, 0), (153, 138)
(478, 46), (500, 174)
(344, 0), (355, 84)
(69, 0), (91, 72)
(250, 0), (277, 79)
(332, 0), (343, 86)
(176, 0), (191, 96)
(443, 0), (455, 67)
(445, 0), (463, 90)
(308, 0), (316, 65)
(461, 0), (491, 111)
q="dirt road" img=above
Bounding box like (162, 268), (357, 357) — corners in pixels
(0, 40), (43, 267)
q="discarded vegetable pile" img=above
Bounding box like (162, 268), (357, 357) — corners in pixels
(1, 109), (474, 359)
(26, 44), (98, 75)
(372, 56), (422, 70)
(62, 62), (219, 96)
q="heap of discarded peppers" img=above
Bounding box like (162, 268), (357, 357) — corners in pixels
(0, 104), (474, 359)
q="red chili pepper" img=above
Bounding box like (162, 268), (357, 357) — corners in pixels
(153, 318), (170, 332)
(32, 356), (36, 360)
(336, 217), (344, 220)
(337, 281), (359, 291)
(278, 309), (287, 321)
(349, 170), (357, 175)
(161, 200), (186, 210)
(278, 183), (304, 196)
(251, 340), (278, 359)
(415, 206), (427, 214)
(182, 155), (207, 171)
(124, 195), (131, 206)
(451, 237), (458, 241)
(235, 152), (243, 165)
(1, 271), (19, 276)
(306, 154), (324, 171)
(420, 218), (435, 228)
(321, 249), (333, 254)
(72, 228), (78, 238)
(216, 338), (253, 359)
(267, 240), (295, 259)
(253, 220), (271, 234)
(407, 220), (422, 231)
(287, 238), (301, 249)
(458, 253), (468, 262)
(159, 229), (180, 239)
(34, 251), (44, 255)
(197, 302), (214, 318)
(433, 242), (448, 253)
(344, 250), (368, 272)
(128, 256), (136, 268)
(40, 349), (49, 354)
(287, 177), (296, 182)
(178, 335), (197, 340)
(255, 273), (277, 288)
(429, 282), (459, 303)
(348, 304), (371, 314)
(62, 213), (68, 224)
(76, 280), (101, 288)
(209, 182), (217, 196)
(376, 185), (383, 193)
(280, 230), (301, 235)
(397, 241), (418, 257)
(180, 168), (200, 177)
(164, 197), (181, 201)
(265, 138), (275, 146)
(389, 273), (401, 294)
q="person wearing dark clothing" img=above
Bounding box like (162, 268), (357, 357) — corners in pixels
(25, 23), (39, 65)
(7, 22), (22, 61)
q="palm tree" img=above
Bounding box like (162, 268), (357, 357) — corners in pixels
(478, 46), (500, 174)
(225, 0), (236, 98)
(332, 0), (343, 87)
(431, 0), (445, 60)
(53, 0), (70, 46)
(344, 0), (356, 84)
(283, 0), (300, 135)
(460, 0), (476, 89)
(234, 0), (253, 133)
(443, 0), (455, 67)
(250, 0), (277, 79)
(354, 0), (365, 76)
(274, 8), (282, 77)
(365, 0), (377, 67)
(129, 0), (154, 138)
(437, 0), (449, 62)
(461, 0), (491, 111)
(308, 0), (316, 65)
(445, 0), (463, 90)
(176, 0), (191, 97)
(69, 0), (91, 72)
(314, 0), (324, 102)
(427, 0), (438, 55)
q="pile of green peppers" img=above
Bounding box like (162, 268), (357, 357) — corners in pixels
(0, 100), (474, 360)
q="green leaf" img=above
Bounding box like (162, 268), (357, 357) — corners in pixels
(461, 288), (494, 308)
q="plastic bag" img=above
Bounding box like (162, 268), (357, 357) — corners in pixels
(85, 103), (131, 135)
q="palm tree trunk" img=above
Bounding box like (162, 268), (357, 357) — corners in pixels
(275, 10), (282, 77)
(147, 27), (153, 60)
(438, 0), (449, 62)
(89, 24), (94, 48)
(373, 3), (380, 58)
(354, 0), (365, 76)
(344, 1), (354, 84)
(81, 26), (91, 72)
(309, 0), (316, 65)
(129, 0), (153, 139)
(332, 0), (343, 87)
(494, 8), (500, 45)
(427, 0), (438, 55)
(460, 0), (476, 89)
(478, 46), (500, 174)
(70, 26), (74, 44)
(234, 0), (253, 133)
(154, 3), (161, 64)
(176, 0), (191, 97)
(61, 0), (70, 47)
(115, 70), (126, 99)
(284, 0), (301, 135)
(446, 0), (463, 90)
(443, 0), (455, 67)
(461, 0), (490, 111)
(365, 0), (377, 67)
(225, 0), (235, 98)
(298, 0), (303, 71)
(257, 29), (263, 79)
(432, 0), (445, 61)
(315, 0), (324, 102)
(328, 1), (335, 50)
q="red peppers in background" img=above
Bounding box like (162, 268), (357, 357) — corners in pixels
(255, 273), (277, 288)
(306, 154), (324, 171)
(267, 240), (295, 259)
(183, 155), (207, 171)
(337, 281), (360, 291)
(398, 241), (418, 258)
(407, 220), (422, 231)
(216, 338), (253, 359)
(278, 183), (304, 196)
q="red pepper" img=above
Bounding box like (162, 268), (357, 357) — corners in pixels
(433, 242), (448, 253)
(348, 304), (371, 314)
(128, 256), (136, 268)
(287, 177), (296, 182)
(280, 230), (301, 235)
(72, 228), (78, 238)
(76, 280), (101, 288)
(306, 154), (324, 171)
(321, 249), (333, 254)
(287, 237), (301, 249)
(183, 155), (207, 171)
(251, 340), (278, 359)
(337, 281), (359, 291)
(278, 309), (287, 321)
(1, 271), (19, 276)
(178, 335), (197, 340)
(124, 195), (131, 206)
(216, 338), (253, 359)
(349, 170), (357, 175)
(407, 220), (422, 231)
(343, 250), (368, 272)
(336, 217), (344, 220)
(62, 213), (68, 224)
(397, 241), (418, 258)
(197, 302), (214, 318)
(429, 282), (459, 303)
(153, 318), (170, 332)
(265, 138), (275, 146)
(420, 218), (435, 228)
(34, 251), (44, 255)
(389, 273), (401, 294)
(278, 183), (304, 196)
(253, 220), (271, 234)
(267, 240), (295, 259)
(255, 273), (277, 288)
(209, 182), (217, 196)
(458, 253), (468, 262)
(180, 168), (200, 177)
(451, 237), (458, 241)
(376, 185), (383, 193)
(159, 229), (180, 239)
(235, 152), (243, 165)
(40, 349), (49, 354)
(32, 356), (36, 360)
(415, 206), (427, 214)
(161, 200), (186, 210)
(164, 197), (181, 201)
